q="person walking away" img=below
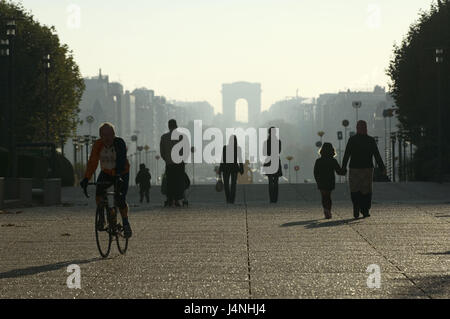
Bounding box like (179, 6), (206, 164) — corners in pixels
(219, 135), (244, 204)
(342, 120), (386, 219)
(160, 119), (189, 207)
(262, 127), (282, 203)
(135, 163), (151, 203)
(313, 143), (346, 219)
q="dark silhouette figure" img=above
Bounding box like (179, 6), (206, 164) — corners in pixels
(342, 120), (386, 219)
(135, 163), (151, 203)
(263, 127), (282, 203)
(160, 119), (188, 207)
(219, 135), (244, 204)
(314, 143), (346, 219)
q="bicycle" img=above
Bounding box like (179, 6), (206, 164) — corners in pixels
(82, 181), (128, 258)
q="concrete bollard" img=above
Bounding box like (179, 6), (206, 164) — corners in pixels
(19, 178), (33, 206)
(4, 178), (19, 200)
(43, 178), (61, 206)
(0, 177), (4, 209)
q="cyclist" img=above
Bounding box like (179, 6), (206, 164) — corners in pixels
(80, 122), (132, 238)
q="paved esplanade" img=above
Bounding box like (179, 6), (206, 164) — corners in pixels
(0, 183), (449, 299)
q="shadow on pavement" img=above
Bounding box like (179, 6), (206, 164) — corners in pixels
(0, 258), (101, 279)
(393, 274), (449, 298)
(281, 218), (359, 229)
(422, 251), (450, 255)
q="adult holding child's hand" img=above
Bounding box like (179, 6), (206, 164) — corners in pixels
(342, 120), (386, 219)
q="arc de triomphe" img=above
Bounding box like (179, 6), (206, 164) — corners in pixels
(221, 82), (261, 127)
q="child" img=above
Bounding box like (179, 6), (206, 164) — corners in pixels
(135, 164), (151, 203)
(313, 143), (346, 219)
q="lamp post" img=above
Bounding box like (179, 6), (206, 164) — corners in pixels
(91, 136), (97, 180)
(137, 146), (144, 165)
(191, 146), (196, 185)
(352, 101), (362, 123)
(131, 134), (138, 178)
(72, 137), (78, 167)
(78, 136), (84, 170)
(2, 18), (17, 177)
(294, 165), (300, 184)
(286, 156), (294, 184)
(43, 54), (51, 142)
(144, 145), (150, 167)
(398, 131), (403, 182)
(391, 132), (396, 182)
(337, 131), (343, 183)
(436, 48), (444, 183)
(59, 133), (65, 156)
(342, 120), (349, 147)
(383, 109), (393, 169)
(86, 115), (95, 136)
(0, 38), (10, 149)
(317, 131), (325, 143)
(155, 155), (161, 185)
(84, 135), (91, 166)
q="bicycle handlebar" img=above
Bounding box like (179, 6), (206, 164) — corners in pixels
(82, 181), (123, 198)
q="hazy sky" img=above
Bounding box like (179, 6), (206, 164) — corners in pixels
(18, 0), (433, 115)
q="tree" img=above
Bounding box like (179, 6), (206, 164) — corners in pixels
(0, 1), (85, 146)
(387, 0), (450, 180)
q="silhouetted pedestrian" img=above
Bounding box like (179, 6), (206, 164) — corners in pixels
(135, 163), (151, 203)
(342, 120), (386, 219)
(160, 119), (189, 207)
(314, 143), (346, 219)
(219, 135), (244, 204)
(262, 127), (282, 203)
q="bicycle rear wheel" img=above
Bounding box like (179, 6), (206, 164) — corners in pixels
(95, 206), (112, 258)
(115, 217), (129, 254)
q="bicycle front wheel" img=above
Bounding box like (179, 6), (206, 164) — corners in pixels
(95, 206), (112, 258)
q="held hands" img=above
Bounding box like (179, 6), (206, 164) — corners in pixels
(338, 168), (347, 176)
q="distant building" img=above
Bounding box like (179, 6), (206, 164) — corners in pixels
(171, 101), (215, 126)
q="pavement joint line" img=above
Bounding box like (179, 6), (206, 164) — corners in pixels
(332, 209), (433, 299)
(289, 183), (433, 299)
(243, 185), (252, 298)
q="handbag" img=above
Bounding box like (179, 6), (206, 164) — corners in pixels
(215, 177), (224, 192)
(239, 163), (244, 175)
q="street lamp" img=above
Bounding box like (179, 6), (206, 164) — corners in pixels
(137, 146), (144, 165)
(391, 132), (397, 182)
(337, 131), (343, 183)
(83, 135), (91, 166)
(286, 156), (294, 183)
(294, 165), (300, 184)
(2, 18), (17, 177)
(191, 146), (196, 185)
(0, 38), (10, 148)
(144, 145), (150, 167)
(43, 54), (51, 141)
(436, 48), (444, 183)
(86, 115), (95, 135)
(317, 131), (325, 143)
(342, 120), (349, 146)
(352, 101), (362, 123)
(155, 155), (161, 185)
